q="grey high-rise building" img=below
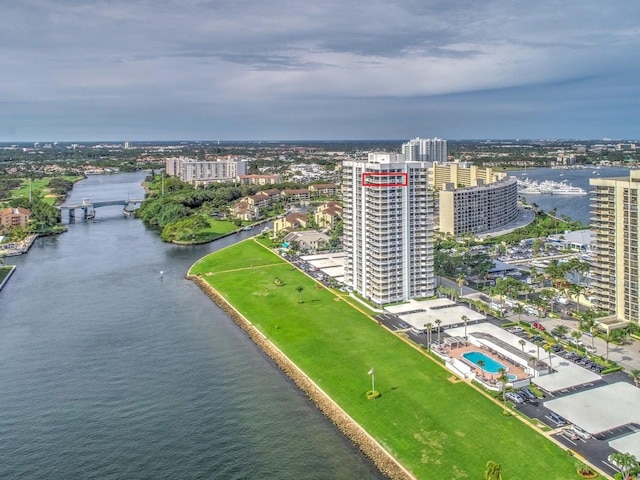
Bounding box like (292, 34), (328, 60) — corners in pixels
(342, 153), (434, 305)
(402, 137), (448, 162)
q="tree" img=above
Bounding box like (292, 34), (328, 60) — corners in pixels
(605, 333), (614, 361)
(543, 343), (553, 370)
(571, 330), (583, 348)
(461, 315), (469, 345)
(484, 460), (503, 480)
(457, 274), (465, 296)
(296, 285), (305, 303)
(497, 368), (509, 413)
(477, 360), (486, 379)
(581, 315), (598, 350)
(424, 323), (433, 350)
(519, 339), (526, 352)
(552, 324), (569, 339)
(435, 319), (442, 344)
(539, 289), (555, 313)
(535, 340), (543, 360)
(512, 304), (525, 322)
(569, 283), (584, 312)
(630, 369), (640, 388)
(608, 452), (639, 480)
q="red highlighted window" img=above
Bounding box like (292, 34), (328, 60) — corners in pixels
(362, 172), (408, 187)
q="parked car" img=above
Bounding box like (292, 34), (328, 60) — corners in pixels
(547, 412), (567, 426)
(571, 425), (592, 439)
(504, 392), (524, 404)
(532, 322), (546, 331)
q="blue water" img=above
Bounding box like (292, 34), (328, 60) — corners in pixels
(0, 173), (383, 480)
(510, 166), (631, 225)
(463, 351), (508, 374)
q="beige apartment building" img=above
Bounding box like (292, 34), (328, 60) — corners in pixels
(430, 163), (518, 236)
(590, 171), (640, 325)
(438, 177), (519, 236)
(165, 157), (248, 185)
(429, 162), (506, 190)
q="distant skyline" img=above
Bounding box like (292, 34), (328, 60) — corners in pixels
(2, 1), (639, 142)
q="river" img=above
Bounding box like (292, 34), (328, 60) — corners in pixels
(0, 172), (383, 480)
(511, 166), (631, 225)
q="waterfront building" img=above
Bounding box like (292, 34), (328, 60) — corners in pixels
(590, 171), (640, 326)
(402, 137), (448, 162)
(427, 162), (517, 236)
(428, 162), (506, 190)
(165, 156), (248, 185)
(0, 207), (30, 233)
(439, 177), (519, 236)
(342, 153), (434, 305)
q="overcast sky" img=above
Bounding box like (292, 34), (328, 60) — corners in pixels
(2, 0), (639, 141)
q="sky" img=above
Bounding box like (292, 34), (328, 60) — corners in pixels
(1, 0), (639, 142)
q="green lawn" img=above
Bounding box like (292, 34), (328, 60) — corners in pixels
(189, 219), (251, 243)
(0, 266), (13, 284)
(190, 240), (588, 479)
(11, 176), (81, 205)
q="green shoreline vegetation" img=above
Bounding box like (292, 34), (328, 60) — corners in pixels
(189, 239), (588, 479)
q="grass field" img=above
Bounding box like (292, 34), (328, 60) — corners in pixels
(11, 176), (81, 205)
(187, 219), (249, 243)
(0, 266), (13, 284)
(189, 239), (589, 479)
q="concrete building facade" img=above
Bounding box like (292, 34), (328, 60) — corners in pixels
(166, 157), (248, 185)
(402, 137), (448, 162)
(342, 153), (434, 305)
(429, 162), (506, 190)
(590, 171), (640, 325)
(0, 207), (30, 232)
(439, 176), (519, 236)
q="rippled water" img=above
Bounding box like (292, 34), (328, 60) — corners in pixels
(512, 166), (631, 225)
(0, 173), (382, 480)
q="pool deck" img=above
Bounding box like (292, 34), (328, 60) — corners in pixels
(449, 343), (528, 382)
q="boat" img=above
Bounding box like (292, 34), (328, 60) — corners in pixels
(516, 179), (586, 195)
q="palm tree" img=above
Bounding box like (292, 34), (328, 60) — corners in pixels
(571, 330), (583, 348)
(461, 315), (469, 345)
(608, 452), (639, 480)
(512, 304), (525, 322)
(569, 283), (584, 312)
(435, 319), (442, 344)
(477, 359), (486, 379)
(581, 316), (598, 350)
(457, 274), (465, 296)
(295, 285), (304, 303)
(497, 368), (509, 413)
(605, 333), (614, 361)
(552, 324), (569, 339)
(535, 340), (543, 360)
(424, 322), (433, 350)
(519, 339), (526, 352)
(543, 343), (553, 370)
(630, 369), (640, 388)
(484, 460), (503, 480)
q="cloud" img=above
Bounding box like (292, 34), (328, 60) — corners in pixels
(1, 0), (640, 140)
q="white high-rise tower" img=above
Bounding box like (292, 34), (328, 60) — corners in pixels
(342, 153), (434, 305)
(402, 137), (448, 162)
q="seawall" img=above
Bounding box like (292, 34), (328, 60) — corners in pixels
(187, 273), (415, 480)
(0, 265), (16, 292)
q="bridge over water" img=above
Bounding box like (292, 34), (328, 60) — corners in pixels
(59, 198), (145, 220)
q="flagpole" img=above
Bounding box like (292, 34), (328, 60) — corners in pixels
(371, 370), (375, 393)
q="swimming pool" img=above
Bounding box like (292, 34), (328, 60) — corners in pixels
(462, 351), (508, 375)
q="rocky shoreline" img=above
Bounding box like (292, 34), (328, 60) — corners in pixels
(188, 274), (415, 480)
